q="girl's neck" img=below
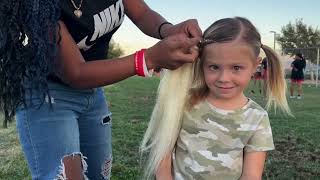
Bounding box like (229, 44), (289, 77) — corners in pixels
(206, 94), (248, 110)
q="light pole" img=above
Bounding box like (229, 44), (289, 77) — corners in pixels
(270, 31), (277, 50)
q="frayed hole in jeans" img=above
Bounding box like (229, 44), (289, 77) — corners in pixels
(102, 115), (112, 125)
(101, 156), (112, 179)
(55, 152), (89, 180)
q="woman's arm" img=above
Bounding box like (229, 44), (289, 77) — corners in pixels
(155, 153), (173, 180)
(56, 21), (199, 89)
(239, 151), (267, 180)
(123, 0), (202, 39)
(55, 21), (134, 88)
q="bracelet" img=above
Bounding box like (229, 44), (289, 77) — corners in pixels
(134, 49), (153, 77)
(158, 22), (173, 39)
(134, 50), (144, 76)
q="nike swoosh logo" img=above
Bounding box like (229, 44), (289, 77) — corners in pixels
(77, 36), (96, 51)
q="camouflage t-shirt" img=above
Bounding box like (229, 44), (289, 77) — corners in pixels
(173, 99), (274, 180)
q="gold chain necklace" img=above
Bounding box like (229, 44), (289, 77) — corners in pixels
(70, 0), (84, 18)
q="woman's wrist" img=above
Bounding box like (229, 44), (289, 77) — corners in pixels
(158, 22), (173, 39)
(144, 48), (156, 70)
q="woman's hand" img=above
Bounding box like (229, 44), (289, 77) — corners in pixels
(145, 34), (200, 70)
(160, 19), (202, 39)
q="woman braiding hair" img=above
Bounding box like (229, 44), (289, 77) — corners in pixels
(0, 0), (202, 179)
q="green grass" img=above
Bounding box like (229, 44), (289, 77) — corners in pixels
(0, 113), (30, 180)
(248, 81), (320, 180)
(0, 77), (319, 179)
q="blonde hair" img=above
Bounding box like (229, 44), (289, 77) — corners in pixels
(140, 64), (194, 179)
(140, 17), (291, 179)
(261, 45), (290, 113)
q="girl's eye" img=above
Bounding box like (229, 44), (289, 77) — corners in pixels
(233, 66), (242, 71)
(209, 65), (219, 71)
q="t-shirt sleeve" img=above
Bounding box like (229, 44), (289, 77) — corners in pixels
(244, 113), (275, 152)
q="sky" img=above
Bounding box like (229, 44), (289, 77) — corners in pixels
(113, 0), (320, 54)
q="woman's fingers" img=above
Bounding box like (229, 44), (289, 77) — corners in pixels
(146, 34), (200, 70)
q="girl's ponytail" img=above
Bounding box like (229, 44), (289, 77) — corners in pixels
(140, 63), (194, 179)
(261, 45), (291, 115)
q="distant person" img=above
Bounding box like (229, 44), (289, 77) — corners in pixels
(290, 53), (306, 99)
(261, 57), (268, 80)
(251, 57), (263, 94)
(141, 17), (291, 180)
(261, 57), (268, 95)
(254, 57), (263, 80)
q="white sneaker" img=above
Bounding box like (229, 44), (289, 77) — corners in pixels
(290, 96), (296, 99)
(297, 96), (302, 99)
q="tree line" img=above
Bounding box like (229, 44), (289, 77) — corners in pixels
(278, 19), (320, 63)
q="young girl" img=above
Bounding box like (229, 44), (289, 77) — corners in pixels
(141, 17), (291, 180)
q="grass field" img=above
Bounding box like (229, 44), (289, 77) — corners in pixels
(0, 77), (319, 180)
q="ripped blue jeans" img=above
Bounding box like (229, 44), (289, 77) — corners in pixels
(16, 81), (112, 180)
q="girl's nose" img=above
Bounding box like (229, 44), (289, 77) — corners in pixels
(217, 70), (231, 82)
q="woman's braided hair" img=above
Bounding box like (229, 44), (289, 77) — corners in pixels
(0, 0), (60, 127)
